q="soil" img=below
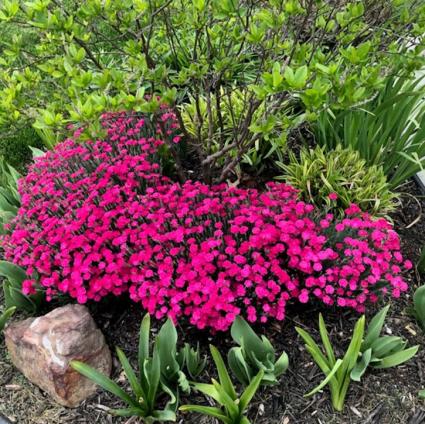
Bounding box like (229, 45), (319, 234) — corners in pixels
(1, 181), (425, 424)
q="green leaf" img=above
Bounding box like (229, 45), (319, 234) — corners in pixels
(0, 306), (16, 331)
(0, 260), (27, 282)
(179, 405), (231, 423)
(373, 345), (419, 369)
(294, 65), (308, 89)
(70, 361), (138, 407)
(413, 286), (425, 328)
(139, 313), (150, 372)
(116, 347), (143, 400)
(192, 382), (221, 403)
(211, 379), (239, 418)
(350, 348), (371, 381)
(239, 370), (264, 411)
(151, 409), (177, 421)
(109, 407), (145, 417)
(273, 351), (289, 376)
(228, 347), (252, 386)
(210, 345), (237, 400)
(146, 344), (161, 408)
(156, 318), (180, 382)
(305, 359), (343, 397)
(272, 62), (283, 88)
(363, 305), (390, 350)
(371, 336), (405, 359)
(231, 316), (269, 361)
(319, 313), (336, 365)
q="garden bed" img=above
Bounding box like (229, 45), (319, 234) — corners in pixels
(1, 182), (424, 424)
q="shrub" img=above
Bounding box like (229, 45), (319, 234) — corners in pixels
(1, 0), (424, 180)
(0, 126), (44, 171)
(278, 145), (396, 215)
(315, 76), (425, 189)
(2, 114), (412, 332)
(0, 157), (21, 233)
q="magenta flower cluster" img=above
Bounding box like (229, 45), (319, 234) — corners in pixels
(3, 113), (412, 331)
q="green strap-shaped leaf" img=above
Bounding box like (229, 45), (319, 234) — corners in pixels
(337, 316), (365, 382)
(0, 260), (27, 282)
(180, 405), (231, 424)
(305, 359), (343, 397)
(116, 347), (144, 401)
(227, 347), (252, 386)
(211, 379), (239, 419)
(374, 345), (419, 369)
(109, 407), (145, 417)
(371, 336), (405, 359)
(138, 313), (150, 385)
(274, 351), (289, 376)
(192, 382), (221, 403)
(413, 286), (425, 328)
(156, 318), (180, 382)
(239, 370), (264, 412)
(70, 360), (139, 407)
(0, 306), (16, 331)
(363, 305), (390, 350)
(210, 345), (237, 400)
(231, 316), (269, 361)
(350, 348), (372, 381)
(151, 409), (177, 421)
(146, 344), (161, 409)
(319, 313), (336, 365)
(296, 327), (330, 372)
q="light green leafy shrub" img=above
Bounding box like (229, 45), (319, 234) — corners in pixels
(278, 145), (396, 215)
(0, 0), (424, 181)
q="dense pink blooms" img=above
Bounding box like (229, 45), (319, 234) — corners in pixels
(2, 113), (411, 331)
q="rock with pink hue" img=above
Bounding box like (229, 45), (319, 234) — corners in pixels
(4, 304), (111, 407)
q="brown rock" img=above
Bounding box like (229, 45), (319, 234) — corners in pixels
(4, 304), (111, 407)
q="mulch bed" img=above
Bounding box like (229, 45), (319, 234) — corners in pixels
(1, 181), (425, 424)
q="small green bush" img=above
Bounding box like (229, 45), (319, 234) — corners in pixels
(278, 145), (396, 215)
(0, 126), (43, 171)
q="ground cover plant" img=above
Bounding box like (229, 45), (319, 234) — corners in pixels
(1, 113), (413, 332)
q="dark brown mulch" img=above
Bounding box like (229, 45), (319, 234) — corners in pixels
(1, 181), (425, 424)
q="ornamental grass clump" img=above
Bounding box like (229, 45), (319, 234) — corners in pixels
(2, 114), (412, 332)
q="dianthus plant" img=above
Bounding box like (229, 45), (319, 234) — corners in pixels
(2, 114), (412, 332)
